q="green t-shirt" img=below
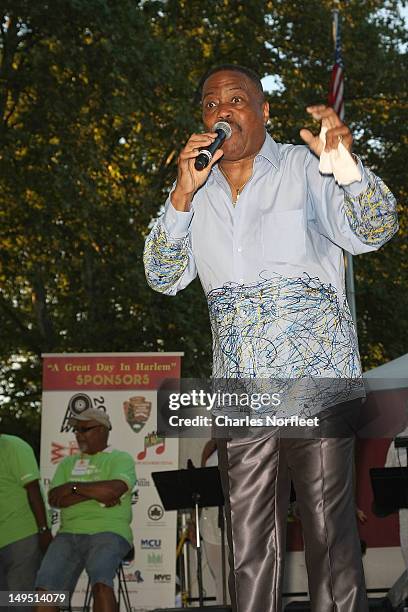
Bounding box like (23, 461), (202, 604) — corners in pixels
(51, 448), (136, 544)
(0, 434), (41, 549)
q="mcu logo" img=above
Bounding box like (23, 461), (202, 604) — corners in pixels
(154, 574), (171, 583)
(147, 553), (163, 565)
(141, 539), (161, 549)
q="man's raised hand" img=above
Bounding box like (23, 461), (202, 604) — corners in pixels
(300, 105), (353, 156)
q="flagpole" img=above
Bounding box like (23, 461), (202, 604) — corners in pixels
(331, 8), (358, 329)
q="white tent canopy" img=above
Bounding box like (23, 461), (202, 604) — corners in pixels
(364, 353), (408, 391)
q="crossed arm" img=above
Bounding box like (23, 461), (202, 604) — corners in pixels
(48, 480), (128, 508)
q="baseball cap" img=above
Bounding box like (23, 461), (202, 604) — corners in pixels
(69, 408), (112, 430)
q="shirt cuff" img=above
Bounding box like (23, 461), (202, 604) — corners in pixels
(341, 156), (370, 197)
(162, 196), (194, 239)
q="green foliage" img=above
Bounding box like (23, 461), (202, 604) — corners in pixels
(0, 0), (407, 446)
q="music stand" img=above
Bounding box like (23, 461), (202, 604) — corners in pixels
(152, 466), (226, 608)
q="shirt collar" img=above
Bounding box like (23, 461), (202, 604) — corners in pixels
(255, 133), (280, 169)
(209, 132), (280, 186)
(80, 444), (113, 457)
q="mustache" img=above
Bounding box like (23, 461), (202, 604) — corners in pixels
(225, 121), (242, 133)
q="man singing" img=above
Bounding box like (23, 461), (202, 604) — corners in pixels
(143, 65), (398, 612)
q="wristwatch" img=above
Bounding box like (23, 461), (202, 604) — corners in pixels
(38, 526), (49, 534)
(71, 484), (79, 495)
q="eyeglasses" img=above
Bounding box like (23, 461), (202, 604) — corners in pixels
(73, 425), (102, 434)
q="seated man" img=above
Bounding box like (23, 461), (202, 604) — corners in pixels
(35, 408), (136, 612)
(0, 433), (52, 612)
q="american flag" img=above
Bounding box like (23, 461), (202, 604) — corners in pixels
(328, 10), (345, 120)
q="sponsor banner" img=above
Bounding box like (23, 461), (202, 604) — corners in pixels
(43, 353), (181, 390)
(41, 353), (181, 610)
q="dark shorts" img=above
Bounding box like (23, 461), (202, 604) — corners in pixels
(35, 532), (130, 592)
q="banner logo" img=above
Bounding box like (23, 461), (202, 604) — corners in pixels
(125, 569), (144, 583)
(148, 504), (164, 521)
(141, 539), (161, 549)
(137, 431), (166, 460)
(123, 396), (152, 433)
(136, 477), (150, 487)
(148, 553), (163, 565)
(60, 393), (107, 432)
(51, 440), (79, 464)
(154, 574), (171, 583)
(131, 488), (139, 506)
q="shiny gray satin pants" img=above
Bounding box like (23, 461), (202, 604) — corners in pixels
(217, 435), (368, 612)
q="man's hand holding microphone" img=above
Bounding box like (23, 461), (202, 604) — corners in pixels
(171, 121), (231, 212)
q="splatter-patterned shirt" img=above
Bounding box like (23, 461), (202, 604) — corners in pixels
(144, 135), (398, 409)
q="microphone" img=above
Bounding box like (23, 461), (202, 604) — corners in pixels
(194, 121), (232, 171)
